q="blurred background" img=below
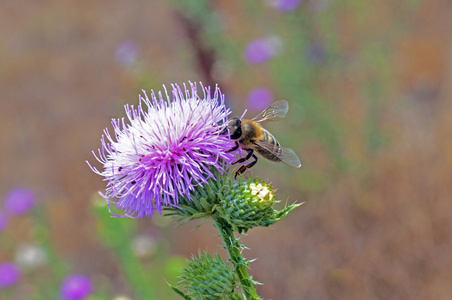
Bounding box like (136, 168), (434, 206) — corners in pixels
(1, 0), (452, 299)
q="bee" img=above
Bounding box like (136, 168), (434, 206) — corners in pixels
(225, 100), (301, 179)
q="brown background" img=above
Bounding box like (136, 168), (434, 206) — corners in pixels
(1, 1), (452, 299)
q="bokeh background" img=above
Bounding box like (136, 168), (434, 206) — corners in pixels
(1, 0), (452, 299)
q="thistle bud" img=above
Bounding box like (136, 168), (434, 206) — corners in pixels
(166, 174), (301, 234)
(215, 177), (300, 234)
(176, 253), (240, 300)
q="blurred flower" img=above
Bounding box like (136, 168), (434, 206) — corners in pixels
(15, 244), (46, 269)
(88, 82), (236, 218)
(115, 41), (139, 67)
(60, 275), (92, 300)
(113, 296), (132, 300)
(0, 211), (7, 232)
(132, 234), (158, 258)
(4, 188), (35, 216)
(0, 262), (20, 288)
(272, 0), (303, 11)
(244, 36), (283, 65)
(246, 88), (273, 111)
(306, 42), (326, 65)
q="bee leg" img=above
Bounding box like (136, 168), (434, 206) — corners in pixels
(234, 150), (257, 179)
(234, 165), (248, 179)
(226, 142), (240, 153)
(233, 148), (254, 164)
(234, 154), (258, 179)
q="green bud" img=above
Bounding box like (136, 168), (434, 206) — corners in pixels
(176, 252), (240, 300)
(165, 172), (301, 233)
(216, 177), (301, 233)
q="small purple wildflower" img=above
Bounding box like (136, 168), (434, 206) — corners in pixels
(246, 88), (273, 111)
(4, 188), (35, 216)
(0, 262), (20, 288)
(115, 41), (139, 67)
(244, 37), (283, 65)
(88, 82), (236, 218)
(273, 0), (303, 11)
(244, 39), (274, 65)
(60, 275), (92, 300)
(0, 212), (7, 232)
(306, 42), (326, 65)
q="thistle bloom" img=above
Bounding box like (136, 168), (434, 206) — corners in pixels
(4, 188), (35, 216)
(306, 42), (326, 65)
(88, 83), (236, 218)
(60, 275), (92, 300)
(0, 262), (20, 288)
(244, 37), (283, 65)
(115, 40), (139, 67)
(273, 0), (303, 11)
(246, 87), (273, 111)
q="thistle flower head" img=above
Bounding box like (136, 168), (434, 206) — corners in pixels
(88, 82), (236, 218)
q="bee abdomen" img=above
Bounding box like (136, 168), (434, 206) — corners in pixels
(257, 129), (282, 162)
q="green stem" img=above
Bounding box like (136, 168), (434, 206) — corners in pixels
(213, 217), (260, 300)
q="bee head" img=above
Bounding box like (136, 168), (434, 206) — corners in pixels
(222, 117), (242, 140)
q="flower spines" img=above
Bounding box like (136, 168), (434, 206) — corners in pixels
(177, 252), (240, 300)
(165, 174), (225, 224)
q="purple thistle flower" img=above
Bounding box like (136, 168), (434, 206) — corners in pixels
(88, 82), (236, 218)
(244, 37), (283, 65)
(4, 188), (35, 216)
(60, 275), (92, 300)
(246, 88), (273, 111)
(244, 39), (274, 65)
(115, 40), (139, 67)
(306, 42), (326, 65)
(273, 0), (303, 11)
(0, 262), (20, 288)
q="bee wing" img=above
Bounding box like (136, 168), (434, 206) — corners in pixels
(251, 100), (289, 124)
(254, 141), (301, 168)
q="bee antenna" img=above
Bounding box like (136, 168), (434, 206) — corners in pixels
(240, 109), (247, 120)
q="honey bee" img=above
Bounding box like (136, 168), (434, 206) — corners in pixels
(225, 100), (301, 179)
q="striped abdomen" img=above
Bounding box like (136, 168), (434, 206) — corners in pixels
(255, 128), (282, 162)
